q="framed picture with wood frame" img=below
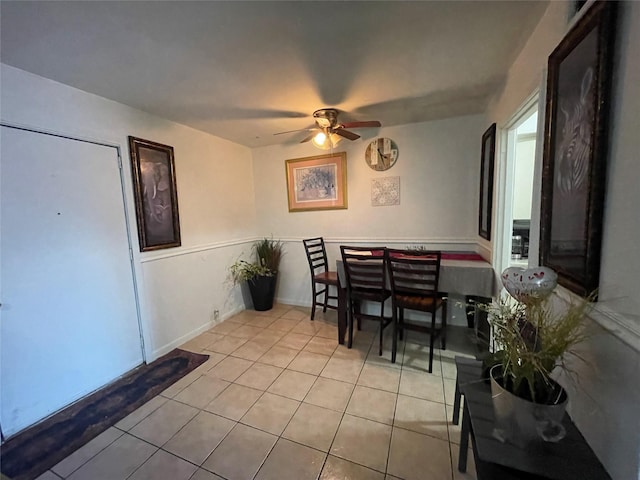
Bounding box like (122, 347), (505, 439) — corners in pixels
(540, 1), (616, 298)
(478, 123), (496, 241)
(285, 152), (348, 212)
(128, 136), (181, 251)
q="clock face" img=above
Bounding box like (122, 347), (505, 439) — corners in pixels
(365, 138), (399, 171)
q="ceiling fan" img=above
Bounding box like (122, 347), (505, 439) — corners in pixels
(274, 108), (381, 149)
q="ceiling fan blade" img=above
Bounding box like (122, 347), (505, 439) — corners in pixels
(274, 127), (315, 136)
(334, 128), (360, 141)
(340, 120), (382, 129)
(300, 132), (316, 143)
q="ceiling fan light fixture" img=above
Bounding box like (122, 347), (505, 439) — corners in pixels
(313, 131), (326, 144)
(312, 131), (341, 150)
(276, 108), (380, 146)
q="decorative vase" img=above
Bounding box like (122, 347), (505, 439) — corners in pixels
(489, 364), (568, 447)
(247, 273), (277, 311)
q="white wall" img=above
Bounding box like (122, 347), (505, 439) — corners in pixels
(0, 64), (257, 363)
(512, 135), (535, 220)
(599, 2), (640, 330)
(487, 2), (570, 124)
(251, 115), (487, 307)
(488, 2), (640, 479)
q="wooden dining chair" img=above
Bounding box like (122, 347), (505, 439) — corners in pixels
(303, 237), (339, 320)
(340, 246), (392, 356)
(385, 248), (446, 372)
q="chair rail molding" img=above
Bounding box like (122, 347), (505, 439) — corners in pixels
(139, 237), (259, 263)
(554, 287), (640, 353)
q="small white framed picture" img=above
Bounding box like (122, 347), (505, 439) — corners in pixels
(371, 176), (400, 207)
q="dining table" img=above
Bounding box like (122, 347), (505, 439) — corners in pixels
(335, 251), (496, 345)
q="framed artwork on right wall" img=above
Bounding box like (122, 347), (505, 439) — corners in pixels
(478, 123), (496, 241)
(540, 1), (616, 298)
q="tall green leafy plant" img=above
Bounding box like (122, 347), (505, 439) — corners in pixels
(484, 294), (593, 403)
(229, 259), (272, 283)
(254, 237), (284, 273)
(229, 237), (284, 284)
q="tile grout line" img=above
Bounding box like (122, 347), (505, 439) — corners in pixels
(47, 306), (474, 480)
(245, 306), (335, 480)
(202, 306), (299, 480)
(438, 349), (458, 480)
(321, 328), (383, 475)
(215, 322), (450, 478)
(385, 329), (406, 478)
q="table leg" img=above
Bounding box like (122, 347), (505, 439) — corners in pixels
(337, 282), (347, 345)
(474, 296), (491, 350)
(458, 401), (470, 472)
(464, 295), (492, 352)
(465, 295), (476, 329)
(452, 378), (461, 425)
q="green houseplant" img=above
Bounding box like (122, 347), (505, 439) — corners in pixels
(254, 237), (284, 273)
(230, 237), (284, 311)
(483, 266), (593, 445)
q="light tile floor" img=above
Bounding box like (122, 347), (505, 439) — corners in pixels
(37, 305), (479, 480)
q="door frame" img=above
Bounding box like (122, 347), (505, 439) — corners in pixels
(492, 87), (546, 280)
(0, 121), (148, 344)
(1, 123), (148, 437)
(0, 123), (147, 356)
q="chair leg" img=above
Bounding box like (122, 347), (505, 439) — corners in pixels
(379, 301), (385, 356)
(322, 285), (329, 313)
(441, 302), (448, 350)
(310, 282), (317, 321)
(347, 298), (354, 349)
(398, 308), (404, 341)
(428, 314), (436, 373)
(391, 305), (398, 364)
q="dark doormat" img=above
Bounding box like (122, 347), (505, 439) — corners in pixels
(0, 348), (208, 480)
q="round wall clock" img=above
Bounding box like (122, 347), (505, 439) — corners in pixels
(365, 138), (399, 171)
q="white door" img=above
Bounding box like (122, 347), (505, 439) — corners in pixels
(1, 126), (143, 437)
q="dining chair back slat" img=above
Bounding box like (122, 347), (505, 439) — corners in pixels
(303, 237), (338, 320)
(388, 254), (441, 298)
(385, 248), (445, 372)
(340, 246), (392, 355)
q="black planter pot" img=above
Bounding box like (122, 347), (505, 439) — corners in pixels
(247, 273), (277, 311)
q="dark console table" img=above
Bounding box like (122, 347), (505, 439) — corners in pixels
(457, 365), (611, 480)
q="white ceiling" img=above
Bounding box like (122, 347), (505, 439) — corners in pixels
(0, 1), (548, 148)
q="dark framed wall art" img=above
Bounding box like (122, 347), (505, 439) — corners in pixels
(540, 1), (616, 298)
(128, 136), (181, 251)
(478, 123), (496, 241)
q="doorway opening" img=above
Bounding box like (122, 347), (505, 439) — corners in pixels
(510, 111), (538, 267)
(494, 93), (541, 279)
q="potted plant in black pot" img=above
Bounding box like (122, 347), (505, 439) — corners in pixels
(230, 237), (284, 311)
(482, 266), (593, 447)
